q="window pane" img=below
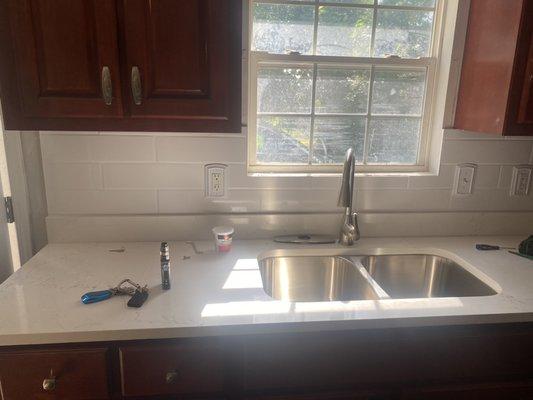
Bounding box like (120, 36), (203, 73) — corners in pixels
(316, 7), (373, 57)
(313, 117), (365, 164)
(253, 3), (315, 55)
(378, 0), (435, 7)
(374, 9), (434, 58)
(257, 117), (311, 164)
(367, 117), (421, 164)
(258, 67), (313, 113)
(371, 69), (426, 115)
(315, 68), (370, 114)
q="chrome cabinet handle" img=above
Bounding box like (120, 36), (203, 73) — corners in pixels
(131, 66), (142, 105)
(42, 369), (56, 391)
(165, 370), (178, 384)
(101, 66), (113, 106)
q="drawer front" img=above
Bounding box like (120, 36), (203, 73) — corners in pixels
(0, 348), (110, 400)
(119, 343), (225, 397)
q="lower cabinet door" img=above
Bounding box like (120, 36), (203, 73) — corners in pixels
(402, 382), (533, 400)
(119, 342), (226, 398)
(0, 347), (110, 399)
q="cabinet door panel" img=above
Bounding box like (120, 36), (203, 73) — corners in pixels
(6, 0), (122, 118)
(0, 348), (110, 400)
(121, 0), (241, 131)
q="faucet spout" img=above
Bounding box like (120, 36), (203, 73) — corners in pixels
(337, 148), (360, 246)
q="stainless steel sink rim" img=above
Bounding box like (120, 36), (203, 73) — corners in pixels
(258, 253), (498, 302)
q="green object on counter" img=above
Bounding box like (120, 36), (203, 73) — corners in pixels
(519, 235), (533, 257)
(509, 251), (533, 261)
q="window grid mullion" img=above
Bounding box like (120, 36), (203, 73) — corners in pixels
(363, 65), (376, 165)
(308, 63), (319, 165)
(369, 0), (378, 57)
(312, 0), (319, 55)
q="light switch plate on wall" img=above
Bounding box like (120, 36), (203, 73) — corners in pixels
(454, 163), (477, 195)
(510, 166), (532, 196)
(204, 164), (227, 198)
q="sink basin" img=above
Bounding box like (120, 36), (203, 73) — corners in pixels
(259, 256), (385, 302)
(258, 253), (497, 302)
(359, 254), (497, 298)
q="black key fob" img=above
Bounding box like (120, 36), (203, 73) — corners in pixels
(127, 289), (149, 308)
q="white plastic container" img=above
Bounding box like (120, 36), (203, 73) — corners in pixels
(212, 226), (234, 252)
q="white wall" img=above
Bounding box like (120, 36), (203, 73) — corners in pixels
(40, 130), (533, 217)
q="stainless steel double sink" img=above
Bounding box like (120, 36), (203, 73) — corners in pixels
(258, 254), (497, 302)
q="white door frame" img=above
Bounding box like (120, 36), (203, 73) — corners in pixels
(4, 132), (33, 265)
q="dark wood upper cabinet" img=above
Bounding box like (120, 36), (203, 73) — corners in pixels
(454, 0), (533, 136)
(0, 0), (242, 132)
(3, 0), (123, 119)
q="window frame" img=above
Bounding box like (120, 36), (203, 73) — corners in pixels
(247, 0), (446, 174)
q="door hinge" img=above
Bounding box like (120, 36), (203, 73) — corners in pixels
(4, 197), (14, 223)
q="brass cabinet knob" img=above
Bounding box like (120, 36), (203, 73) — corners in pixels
(42, 369), (56, 391)
(42, 377), (56, 391)
(165, 370), (178, 384)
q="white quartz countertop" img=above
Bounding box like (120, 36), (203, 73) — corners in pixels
(1, 236), (533, 346)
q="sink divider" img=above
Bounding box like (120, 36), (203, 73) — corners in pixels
(346, 257), (391, 300)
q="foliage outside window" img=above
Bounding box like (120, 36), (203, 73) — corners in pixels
(248, 0), (440, 173)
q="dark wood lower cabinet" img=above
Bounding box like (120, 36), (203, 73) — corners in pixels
(1, 323), (533, 400)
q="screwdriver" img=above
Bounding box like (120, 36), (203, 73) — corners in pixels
(476, 244), (515, 251)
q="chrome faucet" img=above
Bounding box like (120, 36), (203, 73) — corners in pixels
(337, 148), (360, 246)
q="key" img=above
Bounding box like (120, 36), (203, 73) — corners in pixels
(127, 289), (149, 308)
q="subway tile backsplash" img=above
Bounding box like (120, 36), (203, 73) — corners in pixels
(41, 130), (533, 215)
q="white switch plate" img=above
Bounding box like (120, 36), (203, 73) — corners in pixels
(454, 163), (476, 195)
(205, 164), (227, 198)
(510, 166), (532, 196)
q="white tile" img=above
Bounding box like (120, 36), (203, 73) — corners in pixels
(475, 165), (501, 188)
(498, 166), (514, 189)
(156, 136), (246, 163)
(441, 140), (533, 164)
(158, 189), (262, 214)
(260, 189), (338, 212)
(356, 189), (452, 212)
(408, 165), (455, 189)
(47, 190), (157, 214)
(43, 163), (102, 190)
(88, 136), (155, 161)
(40, 133), (94, 162)
(103, 164), (203, 189)
(41, 134), (155, 162)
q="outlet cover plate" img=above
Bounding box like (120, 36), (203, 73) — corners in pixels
(454, 163), (477, 196)
(510, 166), (532, 197)
(205, 163), (227, 198)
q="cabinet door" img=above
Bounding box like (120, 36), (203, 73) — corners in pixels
(402, 381), (533, 400)
(119, 342), (226, 397)
(3, 0), (123, 123)
(0, 348), (110, 399)
(120, 0), (242, 132)
(507, 0), (533, 135)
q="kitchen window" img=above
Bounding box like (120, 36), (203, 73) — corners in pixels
(247, 0), (443, 173)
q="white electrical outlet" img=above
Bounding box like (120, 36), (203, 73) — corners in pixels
(454, 163), (476, 195)
(205, 164), (227, 198)
(510, 166), (532, 196)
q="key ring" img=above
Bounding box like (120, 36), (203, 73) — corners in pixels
(111, 279), (146, 296)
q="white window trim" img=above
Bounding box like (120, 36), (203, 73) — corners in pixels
(246, 0), (451, 175)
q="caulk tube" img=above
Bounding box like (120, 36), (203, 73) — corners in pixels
(160, 242), (171, 290)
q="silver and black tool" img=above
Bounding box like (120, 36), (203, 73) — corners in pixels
(476, 244), (515, 251)
(160, 242), (171, 290)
